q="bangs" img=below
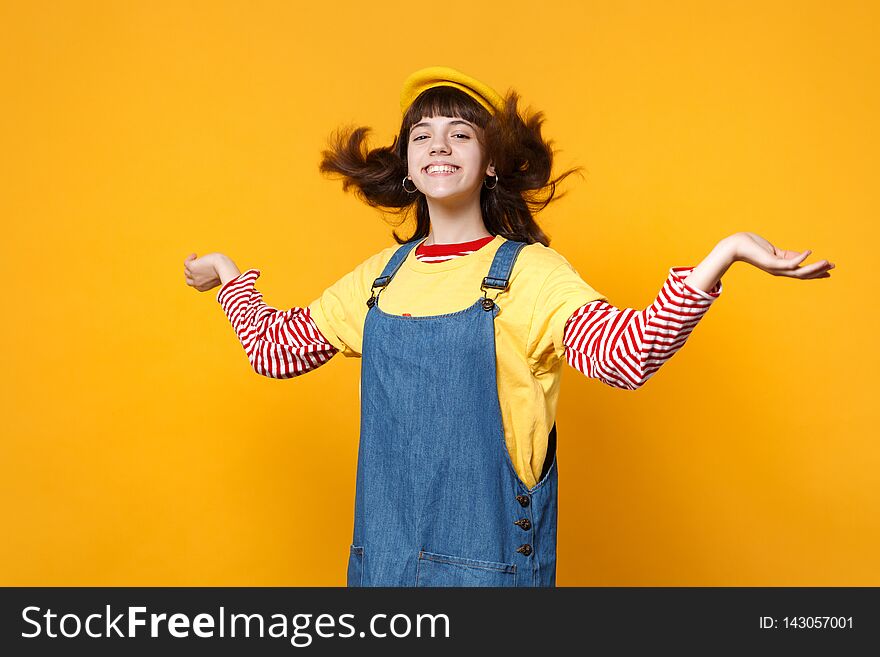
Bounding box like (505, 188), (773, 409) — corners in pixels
(402, 86), (492, 134)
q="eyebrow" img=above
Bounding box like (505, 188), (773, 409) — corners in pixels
(410, 119), (475, 132)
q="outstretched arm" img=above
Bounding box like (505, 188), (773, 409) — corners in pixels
(681, 231), (834, 294)
(184, 253), (338, 379)
(564, 232), (835, 390)
(564, 266), (721, 390)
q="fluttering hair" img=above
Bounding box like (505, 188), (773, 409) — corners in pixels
(318, 85), (582, 246)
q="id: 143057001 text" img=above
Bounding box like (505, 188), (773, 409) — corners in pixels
(759, 616), (853, 630)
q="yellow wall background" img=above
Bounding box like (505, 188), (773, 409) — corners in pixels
(2, 0), (876, 585)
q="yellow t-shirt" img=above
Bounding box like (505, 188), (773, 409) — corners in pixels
(307, 235), (607, 489)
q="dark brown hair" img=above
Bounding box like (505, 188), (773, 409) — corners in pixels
(318, 85), (582, 246)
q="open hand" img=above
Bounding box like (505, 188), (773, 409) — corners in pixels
(730, 232), (835, 279)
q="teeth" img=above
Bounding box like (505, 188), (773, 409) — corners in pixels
(426, 165), (458, 174)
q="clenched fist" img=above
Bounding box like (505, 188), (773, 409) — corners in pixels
(184, 252), (243, 292)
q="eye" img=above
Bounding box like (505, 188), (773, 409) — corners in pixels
(412, 133), (470, 142)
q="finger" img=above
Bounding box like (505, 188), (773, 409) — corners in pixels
(773, 246), (806, 259)
(781, 261), (831, 278)
(796, 249), (812, 262)
(780, 250), (812, 268)
(798, 261), (831, 276)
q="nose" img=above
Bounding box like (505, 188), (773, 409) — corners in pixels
(429, 135), (450, 155)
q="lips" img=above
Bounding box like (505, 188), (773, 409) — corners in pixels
(423, 165), (460, 176)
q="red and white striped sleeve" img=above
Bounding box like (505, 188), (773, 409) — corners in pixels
(563, 266), (722, 390)
(216, 268), (338, 379)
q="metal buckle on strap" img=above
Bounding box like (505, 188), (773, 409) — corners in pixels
(481, 276), (508, 291)
(366, 285), (379, 308)
(480, 277), (506, 311)
(366, 285), (382, 308)
(367, 276), (393, 308)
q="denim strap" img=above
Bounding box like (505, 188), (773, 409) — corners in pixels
(482, 240), (528, 291)
(371, 239), (421, 290)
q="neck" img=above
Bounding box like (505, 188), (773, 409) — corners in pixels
(423, 196), (491, 246)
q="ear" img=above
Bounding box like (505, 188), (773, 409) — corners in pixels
(486, 163), (496, 176)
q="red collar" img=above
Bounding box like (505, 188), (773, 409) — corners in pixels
(416, 235), (494, 257)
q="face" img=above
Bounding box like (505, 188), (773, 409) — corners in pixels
(407, 116), (495, 202)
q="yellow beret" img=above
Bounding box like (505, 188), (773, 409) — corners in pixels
(400, 66), (505, 116)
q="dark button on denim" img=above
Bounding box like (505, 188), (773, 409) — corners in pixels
(514, 518), (532, 531)
(516, 544), (533, 556)
(516, 495), (530, 507)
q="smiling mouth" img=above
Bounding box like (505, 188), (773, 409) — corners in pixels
(423, 166), (461, 176)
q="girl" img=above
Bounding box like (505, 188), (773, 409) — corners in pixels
(183, 66), (835, 587)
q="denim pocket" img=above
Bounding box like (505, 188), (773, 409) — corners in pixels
(347, 545), (364, 587)
(415, 550), (517, 587)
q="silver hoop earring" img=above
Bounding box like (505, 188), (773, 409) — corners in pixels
(402, 176), (418, 194)
(484, 173), (499, 190)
